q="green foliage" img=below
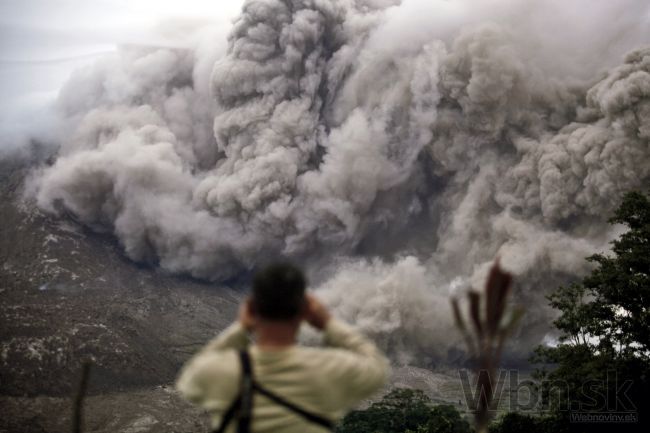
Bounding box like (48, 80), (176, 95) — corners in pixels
(583, 191), (650, 358)
(532, 191), (650, 432)
(540, 191), (650, 356)
(336, 388), (471, 433)
(488, 412), (563, 433)
(339, 192), (650, 433)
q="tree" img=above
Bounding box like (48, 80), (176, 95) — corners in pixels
(582, 191), (650, 358)
(533, 191), (650, 433)
(336, 388), (471, 433)
(425, 404), (472, 433)
(489, 412), (561, 433)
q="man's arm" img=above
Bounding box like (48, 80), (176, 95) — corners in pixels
(175, 322), (246, 405)
(304, 295), (390, 403)
(176, 303), (253, 404)
(322, 318), (390, 401)
(199, 321), (249, 353)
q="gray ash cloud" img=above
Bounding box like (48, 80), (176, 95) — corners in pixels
(26, 0), (650, 361)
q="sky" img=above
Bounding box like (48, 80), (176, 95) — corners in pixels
(1, 0), (649, 156)
(0, 0), (244, 152)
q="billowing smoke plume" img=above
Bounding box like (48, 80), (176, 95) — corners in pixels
(26, 0), (650, 362)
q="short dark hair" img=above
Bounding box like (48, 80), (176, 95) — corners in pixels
(252, 262), (307, 320)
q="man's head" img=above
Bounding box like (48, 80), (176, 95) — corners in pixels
(251, 262), (307, 322)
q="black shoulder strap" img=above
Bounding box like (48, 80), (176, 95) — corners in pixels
(211, 351), (253, 433)
(211, 349), (334, 432)
(252, 382), (334, 430)
(237, 351), (253, 433)
(211, 394), (241, 433)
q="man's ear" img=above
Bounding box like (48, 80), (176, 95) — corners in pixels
(299, 296), (309, 319)
(247, 297), (257, 316)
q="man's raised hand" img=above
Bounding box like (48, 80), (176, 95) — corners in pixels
(303, 294), (331, 330)
(239, 298), (256, 331)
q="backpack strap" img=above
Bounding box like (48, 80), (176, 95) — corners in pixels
(252, 382), (335, 430)
(211, 351), (253, 433)
(211, 349), (334, 432)
(211, 394), (241, 433)
(237, 351), (253, 433)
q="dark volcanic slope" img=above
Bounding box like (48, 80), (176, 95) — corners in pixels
(0, 159), (240, 431)
(0, 159), (480, 433)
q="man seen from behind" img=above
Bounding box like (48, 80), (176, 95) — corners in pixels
(176, 262), (389, 432)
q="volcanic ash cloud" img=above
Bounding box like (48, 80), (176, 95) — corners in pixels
(28, 0), (650, 360)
